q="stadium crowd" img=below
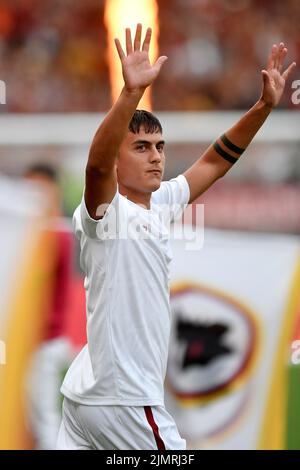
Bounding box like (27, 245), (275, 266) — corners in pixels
(0, 0), (299, 112)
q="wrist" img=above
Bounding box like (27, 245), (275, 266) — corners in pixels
(257, 97), (274, 113)
(122, 86), (146, 100)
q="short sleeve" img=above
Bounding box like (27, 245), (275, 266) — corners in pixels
(73, 190), (120, 240)
(151, 174), (190, 222)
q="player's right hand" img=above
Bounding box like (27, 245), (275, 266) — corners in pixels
(114, 23), (168, 93)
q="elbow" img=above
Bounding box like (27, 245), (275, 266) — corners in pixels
(86, 161), (114, 178)
(86, 145), (117, 176)
(217, 161), (232, 179)
(219, 167), (229, 179)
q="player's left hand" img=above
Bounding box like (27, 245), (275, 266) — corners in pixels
(260, 42), (296, 108)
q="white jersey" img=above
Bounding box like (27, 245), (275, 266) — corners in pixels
(61, 175), (190, 406)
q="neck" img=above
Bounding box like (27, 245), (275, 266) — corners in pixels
(118, 184), (152, 210)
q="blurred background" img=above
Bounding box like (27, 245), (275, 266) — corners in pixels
(0, 0), (299, 450)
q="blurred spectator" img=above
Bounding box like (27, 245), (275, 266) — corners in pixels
(155, 0), (300, 110)
(24, 164), (75, 449)
(0, 0), (299, 111)
(0, 0), (110, 111)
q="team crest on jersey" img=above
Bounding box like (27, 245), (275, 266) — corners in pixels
(166, 282), (260, 441)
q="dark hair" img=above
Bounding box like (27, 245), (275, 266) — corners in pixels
(129, 109), (162, 134)
(24, 163), (58, 182)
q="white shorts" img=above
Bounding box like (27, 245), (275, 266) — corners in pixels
(25, 337), (73, 450)
(57, 397), (186, 450)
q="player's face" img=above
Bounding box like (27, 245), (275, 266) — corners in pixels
(117, 127), (165, 194)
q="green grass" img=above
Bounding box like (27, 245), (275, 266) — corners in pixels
(286, 364), (300, 449)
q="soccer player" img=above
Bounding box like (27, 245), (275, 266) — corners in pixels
(57, 24), (295, 450)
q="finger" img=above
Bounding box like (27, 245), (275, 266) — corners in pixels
(153, 55), (168, 75)
(114, 38), (125, 61)
(261, 69), (271, 87)
(274, 43), (282, 68)
(275, 42), (285, 69)
(282, 61), (297, 81)
(142, 28), (152, 52)
(267, 44), (277, 70)
(278, 47), (287, 72)
(126, 28), (133, 55)
(134, 23), (142, 51)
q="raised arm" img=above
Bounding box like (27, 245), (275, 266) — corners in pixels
(85, 24), (167, 219)
(184, 42), (296, 203)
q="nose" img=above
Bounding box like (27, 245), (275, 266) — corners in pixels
(149, 146), (162, 163)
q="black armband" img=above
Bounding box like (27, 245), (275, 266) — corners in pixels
(220, 134), (245, 155)
(213, 142), (239, 164)
(213, 134), (246, 165)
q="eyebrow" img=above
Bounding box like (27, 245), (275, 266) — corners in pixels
(132, 139), (165, 147)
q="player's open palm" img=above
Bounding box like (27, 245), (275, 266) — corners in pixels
(261, 42), (296, 108)
(115, 24), (168, 93)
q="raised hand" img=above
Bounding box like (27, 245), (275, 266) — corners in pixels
(114, 24), (168, 93)
(260, 42), (296, 108)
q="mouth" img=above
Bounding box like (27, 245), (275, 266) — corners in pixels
(147, 170), (162, 176)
